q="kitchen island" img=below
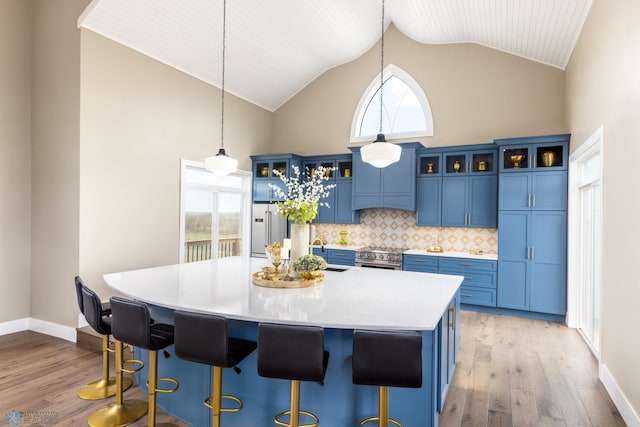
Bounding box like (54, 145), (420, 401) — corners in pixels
(104, 257), (463, 426)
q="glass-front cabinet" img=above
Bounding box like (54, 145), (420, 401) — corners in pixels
(250, 154), (302, 202)
(497, 135), (569, 172)
(443, 149), (496, 175)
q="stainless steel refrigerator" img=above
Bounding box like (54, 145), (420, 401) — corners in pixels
(251, 204), (287, 257)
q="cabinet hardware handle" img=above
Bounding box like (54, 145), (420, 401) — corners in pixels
(526, 247), (530, 259)
(465, 277), (473, 280)
(459, 262), (473, 266)
(527, 194), (531, 208)
(532, 194), (536, 208)
(461, 293), (473, 297)
(531, 247), (535, 260)
(449, 306), (456, 330)
(468, 213), (471, 224)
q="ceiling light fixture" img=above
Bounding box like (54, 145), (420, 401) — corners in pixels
(204, 0), (238, 176)
(360, 0), (401, 169)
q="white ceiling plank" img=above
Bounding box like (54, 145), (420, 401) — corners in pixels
(78, 0), (593, 111)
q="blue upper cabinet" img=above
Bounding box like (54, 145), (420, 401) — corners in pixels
(496, 135), (569, 211)
(416, 152), (442, 226)
(251, 154), (302, 203)
(350, 143), (421, 211)
(302, 155), (359, 225)
(440, 145), (498, 228)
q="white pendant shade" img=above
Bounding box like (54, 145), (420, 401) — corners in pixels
(360, 141), (401, 168)
(204, 149), (238, 175)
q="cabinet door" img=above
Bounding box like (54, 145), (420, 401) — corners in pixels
(381, 149), (416, 210)
(335, 180), (359, 224)
(442, 177), (467, 227)
(469, 175), (497, 228)
(416, 178), (442, 226)
(499, 173), (530, 210)
(352, 152), (381, 209)
(529, 212), (567, 314)
(497, 211), (530, 310)
(532, 172), (567, 210)
(316, 187), (335, 223)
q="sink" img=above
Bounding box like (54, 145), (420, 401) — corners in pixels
(325, 267), (348, 272)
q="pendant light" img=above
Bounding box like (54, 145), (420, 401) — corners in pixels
(205, 0), (238, 175)
(360, 0), (401, 169)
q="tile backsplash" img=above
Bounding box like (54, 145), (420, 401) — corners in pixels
(312, 208), (497, 254)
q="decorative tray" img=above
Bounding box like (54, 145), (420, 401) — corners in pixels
(426, 246), (443, 253)
(251, 272), (324, 289)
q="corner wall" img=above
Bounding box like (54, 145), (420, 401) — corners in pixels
(79, 30), (273, 299)
(0, 0), (32, 324)
(566, 0), (640, 422)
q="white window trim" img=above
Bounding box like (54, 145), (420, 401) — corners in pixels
(567, 126), (603, 333)
(179, 159), (252, 263)
(350, 64), (434, 143)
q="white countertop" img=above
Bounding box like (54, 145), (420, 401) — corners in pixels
(104, 257), (463, 331)
(404, 249), (498, 261)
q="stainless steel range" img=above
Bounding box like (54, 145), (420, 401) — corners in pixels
(355, 246), (404, 270)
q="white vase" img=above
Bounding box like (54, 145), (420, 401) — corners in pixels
(290, 223), (310, 262)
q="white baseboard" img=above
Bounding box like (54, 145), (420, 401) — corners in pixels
(0, 318), (77, 343)
(600, 363), (640, 427)
(0, 318), (29, 335)
(78, 313), (89, 328)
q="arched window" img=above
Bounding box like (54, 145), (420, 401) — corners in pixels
(351, 64), (433, 143)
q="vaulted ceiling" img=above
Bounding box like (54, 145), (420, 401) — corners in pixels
(78, 0), (592, 112)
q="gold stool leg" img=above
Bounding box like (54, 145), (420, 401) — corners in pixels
(88, 340), (148, 427)
(79, 335), (132, 400)
(274, 380), (319, 427)
(358, 386), (403, 427)
(146, 349), (180, 427)
(203, 366), (243, 427)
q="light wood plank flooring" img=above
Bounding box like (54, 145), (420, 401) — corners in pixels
(0, 311), (625, 426)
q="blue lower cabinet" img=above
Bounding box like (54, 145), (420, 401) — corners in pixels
(497, 211), (567, 315)
(403, 254), (439, 273)
(312, 248), (355, 266)
(438, 294), (459, 412)
(439, 257), (497, 308)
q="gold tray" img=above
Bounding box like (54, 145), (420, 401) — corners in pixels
(251, 272), (324, 289)
(426, 246), (443, 253)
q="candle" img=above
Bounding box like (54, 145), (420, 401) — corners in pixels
(282, 238), (291, 250)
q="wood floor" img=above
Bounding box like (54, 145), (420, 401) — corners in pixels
(0, 311), (625, 427)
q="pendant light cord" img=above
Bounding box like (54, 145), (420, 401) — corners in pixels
(220, 0), (226, 150)
(379, 0), (385, 135)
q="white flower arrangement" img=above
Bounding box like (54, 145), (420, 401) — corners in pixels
(269, 165), (336, 224)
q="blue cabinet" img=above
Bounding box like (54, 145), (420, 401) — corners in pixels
(312, 247), (355, 266)
(439, 257), (497, 308)
(442, 175), (497, 228)
(496, 135), (569, 316)
(302, 155), (360, 225)
(416, 152), (442, 226)
(497, 211), (567, 314)
(251, 154), (302, 202)
(440, 146), (498, 228)
(350, 143), (420, 211)
(403, 254), (439, 273)
(438, 294), (459, 412)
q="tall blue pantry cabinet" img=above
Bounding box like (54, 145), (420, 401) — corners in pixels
(496, 135), (570, 317)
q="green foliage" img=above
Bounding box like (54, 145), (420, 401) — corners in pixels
(292, 254), (327, 272)
(274, 200), (318, 224)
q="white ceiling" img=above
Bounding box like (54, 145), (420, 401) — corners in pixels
(78, 0), (592, 112)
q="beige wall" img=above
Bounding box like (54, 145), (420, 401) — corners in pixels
(30, 0), (89, 328)
(0, 0), (32, 323)
(273, 25), (567, 155)
(79, 30), (272, 299)
(566, 0), (640, 416)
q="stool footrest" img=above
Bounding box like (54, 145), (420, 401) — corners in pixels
(360, 416), (403, 427)
(147, 377), (179, 394)
(122, 358), (144, 374)
(204, 394), (243, 413)
(274, 409), (319, 427)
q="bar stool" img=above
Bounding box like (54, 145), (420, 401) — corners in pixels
(257, 323), (329, 427)
(173, 311), (257, 427)
(74, 276), (133, 400)
(107, 297), (179, 427)
(352, 330), (423, 427)
(82, 287), (148, 427)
